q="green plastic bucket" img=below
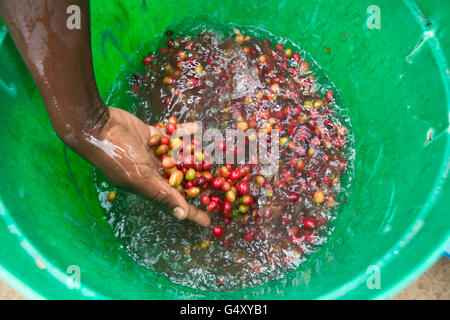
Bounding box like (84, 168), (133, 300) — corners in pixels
(0, 0), (449, 299)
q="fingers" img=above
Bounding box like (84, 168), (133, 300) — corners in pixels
(148, 122), (199, 139)
(174, 122), (199, 137)
(183, 203), (212, 227)
(148, 177), (211, 227)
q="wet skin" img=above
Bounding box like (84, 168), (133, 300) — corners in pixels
(0, 0), (210, 226)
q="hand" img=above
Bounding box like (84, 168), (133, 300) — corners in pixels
(0, 2), (211, 226)
(86, 107), (211, 227)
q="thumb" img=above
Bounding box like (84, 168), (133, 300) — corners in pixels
(148, 177), (211, 227)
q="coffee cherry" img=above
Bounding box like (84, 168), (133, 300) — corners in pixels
(313, 189), (325, 203)
(337, 126), (348, 136)
(219, 166), (230, 178)
(285, 48), (293, 58)
(221, 181), (231, 192)
(162, 156), (176, 168)
(203, 172), (213, 181)
(155, 144), (169, 156)
(210, 194), (222, 204)
(303, 218), (316, 229)
(325, 90), (334, 102)
(187, 187), (200, 198)
(212, 226), (223, 237)
(207, 201), (218, 211)
(147, 135), (161, 147)
(185, 181), (195, 189)
(168, 115), (178, 124)
(289, 192), (299, 203)
(107, 191), (117, 202)
(244, 231), (254, 242)
(313, 99), (324, 109)
(211, 177), (225, 190)
(170, 138), (182, 150)
(194, 176), (206, 187)
(185, 168), (196, 181)
(166, 122), (177, 135)
(225, 190), (236, 203)
(241, 195), (254, 206)
(169, 170), (183, 187)
(160, 136), (170, 145)
(163, 76), (174, 85)
(299, 61), (310, 72)
(238, 204), (249, 213)
(142, 56), (152, 65)
(256, 175), (265, 186)
(236, 181), (250, 195)
(240, 164), (251, 175)
(237, 121), (248, 131)
(235, 34), (244, 44)
(221, 200), (232, 214)
(187, 77), (197, 87)
(200, 195), (210, 205)
(229, 169), (241, 181)
(167, 38), (175, 47)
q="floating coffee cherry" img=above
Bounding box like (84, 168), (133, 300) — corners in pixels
(303, 218), (316, 229)
(256, 175), (265, 186)
(289, 192), (299, 203)
(325, 90), (334, 102)
(167, 38), (175, 48)
(238, 204), (249, 213)
(284, 48), (293, 58)
(168, 115), (178, 124)
(313, 189), (325, 204)
(212, 226), (223, 238)
(244, 231), (254, 242)
(107, 191), (117, 202)
(142, 56), (152, 66)
(299, 61), (310, 72)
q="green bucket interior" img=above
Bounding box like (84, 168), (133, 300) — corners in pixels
(0, 0), (449, 299)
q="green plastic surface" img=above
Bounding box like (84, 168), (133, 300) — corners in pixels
(0, 0), (449, 299)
